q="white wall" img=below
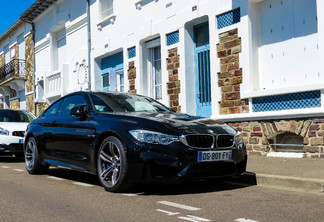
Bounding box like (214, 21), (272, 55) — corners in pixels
(90, 0), (236, 115)
(34, 0), (88, 103)
(29, 0), (324, 120)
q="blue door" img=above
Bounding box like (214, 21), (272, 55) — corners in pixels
(195, 23), (211, 117)
(101, 52), (124, 92)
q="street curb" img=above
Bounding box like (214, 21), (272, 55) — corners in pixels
(229, 172), (324, 194)
(255, 174), (324, 194)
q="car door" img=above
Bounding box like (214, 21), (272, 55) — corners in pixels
(44, 94), (95, 171)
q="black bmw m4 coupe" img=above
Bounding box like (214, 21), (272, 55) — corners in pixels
(24, 91), (247, 192)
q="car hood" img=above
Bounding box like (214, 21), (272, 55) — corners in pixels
(0, 122), (29, 132)
(115, 112), (237, 135)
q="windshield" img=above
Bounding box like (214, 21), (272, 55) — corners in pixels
(0, 110), (35, 122)
(91, 92), (172, 113)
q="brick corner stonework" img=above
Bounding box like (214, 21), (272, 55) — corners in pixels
(217, 28), (249, 115)
(128, 61), (137, 94)
(166, 48), (181, 112)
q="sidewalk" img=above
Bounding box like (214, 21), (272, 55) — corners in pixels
(234, 154), (324, 193)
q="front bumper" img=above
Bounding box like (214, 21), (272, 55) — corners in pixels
(0, 143), (24, 155)
(0, 136), (24, 155)
(127, 141), (247, 184)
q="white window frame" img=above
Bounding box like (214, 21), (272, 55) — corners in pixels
(56, 29), (67, 71)
(145, 38), (162, 100)
(98, 0), (116, 28)
(100, 0), (113, 19)
(151, 47), (162, 100)
(116, 69), (124, 92)
(17, 33), (25, 60)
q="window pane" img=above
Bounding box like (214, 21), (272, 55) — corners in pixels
(91, 92), (171, 113)
(120, 73), (124, 92)
(44, 99), (63, 117)
(103, 75), (110, 87)
(57, 29), (66, 69)
(60, 95), (87, 117)
(152, 47), (162, 100)
(196, 24), (209, 47)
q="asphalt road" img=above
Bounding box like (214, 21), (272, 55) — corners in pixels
(0, 156), (323, 222)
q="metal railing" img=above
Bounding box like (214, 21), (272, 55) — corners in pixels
(0, 59), (26, 82)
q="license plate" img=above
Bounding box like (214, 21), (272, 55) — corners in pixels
(19, 139), (23, 144)
(198, 150), (232, 162)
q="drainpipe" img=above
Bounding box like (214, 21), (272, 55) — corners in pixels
(21, 18), (37, 115)
(87, 0), (92, 90)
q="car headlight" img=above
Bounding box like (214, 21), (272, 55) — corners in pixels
(234, 131), (243, 145)
(129, 130), (179, 145)
(0, 127), (10, 136)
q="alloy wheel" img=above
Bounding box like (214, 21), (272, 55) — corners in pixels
(98, 140), (122, 188)
(25, 138), (36, 171)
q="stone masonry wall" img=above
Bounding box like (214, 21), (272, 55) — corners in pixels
(10, 98), (20, 110)
(166, 48), (181, 112)
(25, 33), (34, 93)
(217, 28), (249, 115)
(128, 61), (136, 94)
(35, 102), (48, 117)
(0, 53), (4, 68)
(228, 118), (324, 158)
(26, 94), (34, 114)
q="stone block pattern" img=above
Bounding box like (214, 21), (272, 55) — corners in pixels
(25, 33), (34, 93)
(10, 99), (20, 110)
(128, 61), (136, 94)
(0, 53), (4, 68)
(217, 28), (249, 115)
(26, 94), (34, 114)
(167, 48), (181, 112)
(10, 44), (19, 76)
(35, 102), (48, 117)
(228, 118), (324, 158)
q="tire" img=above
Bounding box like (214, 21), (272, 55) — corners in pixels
(97, 136), (129, 192)
(25, 137), (49, 174)
(14, 153), (24, 159)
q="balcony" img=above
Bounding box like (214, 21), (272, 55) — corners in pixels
(0, 60), (26, 99)
(0, 59), (26, 84)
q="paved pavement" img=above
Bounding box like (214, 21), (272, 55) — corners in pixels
(234, 154), (324, 193)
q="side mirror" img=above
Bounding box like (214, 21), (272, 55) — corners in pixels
(70, 105), (88, 117)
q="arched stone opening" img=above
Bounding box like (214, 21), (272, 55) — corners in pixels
(269, 132), (304, 153)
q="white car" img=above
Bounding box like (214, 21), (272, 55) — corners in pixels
(0, 109), (35, 158)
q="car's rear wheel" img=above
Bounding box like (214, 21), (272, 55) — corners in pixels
(97, 136), (129, 192)
(25, 137), (49, 174)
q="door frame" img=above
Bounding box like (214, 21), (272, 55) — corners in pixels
(194, 22), (211, 117)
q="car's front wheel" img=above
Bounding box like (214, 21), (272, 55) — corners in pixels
(97, 136), (129, 192)
(25, 137), (49, 174)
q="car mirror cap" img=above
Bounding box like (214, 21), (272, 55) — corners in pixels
(70, 105), (88, 117)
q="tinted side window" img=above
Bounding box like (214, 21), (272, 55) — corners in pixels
(44, 99), (63, 117)
(60, 95), (88, 117)
(91, 94), (113, 112)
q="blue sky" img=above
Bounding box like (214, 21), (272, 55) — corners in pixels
(0, 0), (36, 36)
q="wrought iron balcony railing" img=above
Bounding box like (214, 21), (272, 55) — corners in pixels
(0, 59), (26, 82)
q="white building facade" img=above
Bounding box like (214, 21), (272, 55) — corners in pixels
(19, 0), (324, 157)
(21, 0), (90, 114)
